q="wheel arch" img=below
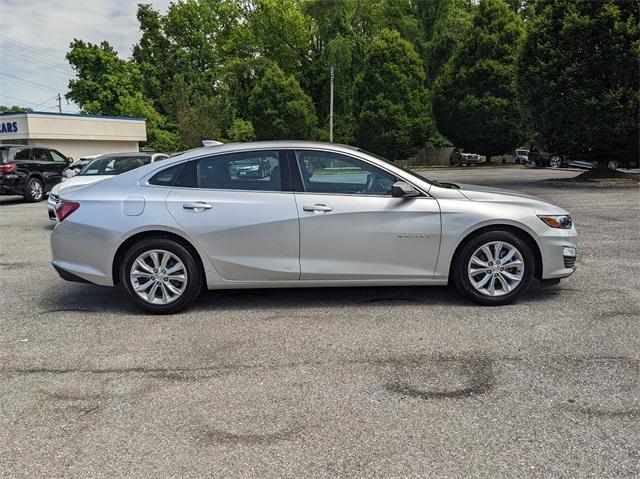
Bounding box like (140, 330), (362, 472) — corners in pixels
(26, 172), (45, 183)
(449, 223), (543, 281)
(112, 229), (207, 286)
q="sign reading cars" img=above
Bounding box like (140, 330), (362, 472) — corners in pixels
(0, 122), (19, 134)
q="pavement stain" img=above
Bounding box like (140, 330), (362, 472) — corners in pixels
(0, 261), (33, 269)
(383, 356), (495, 400)
(560, 404), (640, 419)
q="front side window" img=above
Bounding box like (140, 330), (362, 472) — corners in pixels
(295, 150), (396, 195)
(50, 150), (68, 163)
(195, 150), (282, 191)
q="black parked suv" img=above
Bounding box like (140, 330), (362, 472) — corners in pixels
(527, 144), (568, 168)
(0, 144), (71, 202)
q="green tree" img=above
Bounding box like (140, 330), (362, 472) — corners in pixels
(433, 0), (525, 161)
(517, 0), (639, 167)
(0, 105), (33, 113)
(116, 93), (184, 152)
(226, 119), (256, 142)
(355, 29), (433, 160)
(417, 0), (476, 85)
(66, 40), (143, 115)
(249, 64), (317, 140)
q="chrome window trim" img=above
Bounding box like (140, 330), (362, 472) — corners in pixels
(141, 148), (286, 193)
(139, 145), (433, 198)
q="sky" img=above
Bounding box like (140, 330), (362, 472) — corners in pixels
(0, 0), (173, 113)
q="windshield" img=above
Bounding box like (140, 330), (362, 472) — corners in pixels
(354, 147), (438, 186)
(79, 156), (150, 176)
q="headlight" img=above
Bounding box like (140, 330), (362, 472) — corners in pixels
(538, 215), (572, 229)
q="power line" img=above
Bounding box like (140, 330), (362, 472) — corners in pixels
(1, 48), (74, 76)
(0, 72), (60, 92)
(0, 93), (61, 109)
(0, 33), (72, 68)
(0, 92), (43, 106)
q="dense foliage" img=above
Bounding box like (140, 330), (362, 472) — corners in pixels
(517, 0), (639, 167)
(63, 0), (638, 166)
(433, 0), (525, 161)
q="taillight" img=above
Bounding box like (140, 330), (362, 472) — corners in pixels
(55, 201), (80, 222)
(0, 163), (16, 173)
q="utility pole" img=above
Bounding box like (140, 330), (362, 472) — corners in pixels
(329, 66), (334, 143)
(56, 93), (62, 114)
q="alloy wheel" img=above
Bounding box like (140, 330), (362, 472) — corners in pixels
(129, 249), (188, 305)
(31, 181), (43, 200)
(467, 241), (524, 297)
(550, 155), (561, 168)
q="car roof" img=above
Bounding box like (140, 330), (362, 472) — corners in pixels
(172, 141), (360, 159)
(94, 152), (152, 159)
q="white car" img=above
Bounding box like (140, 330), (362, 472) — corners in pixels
(48, 152), (168, 220)
(62, 155), (101, 181)
(50, 141), (578, 314)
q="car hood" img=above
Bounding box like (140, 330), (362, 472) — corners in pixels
(456, 183), (569, 215)
(54, 175), (111, 196)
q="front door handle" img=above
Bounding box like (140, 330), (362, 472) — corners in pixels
(183, 202), (213, 211)
(303, 204), (333, 212)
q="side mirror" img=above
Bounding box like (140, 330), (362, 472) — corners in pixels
(391, 181), (419, 198)
(67, 157), (74, 164)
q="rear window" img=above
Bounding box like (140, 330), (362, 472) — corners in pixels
(0, 147), (7, 163)
(80, 156), (151, 176)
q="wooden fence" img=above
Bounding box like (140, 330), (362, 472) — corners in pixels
(396, 147), (454, 167)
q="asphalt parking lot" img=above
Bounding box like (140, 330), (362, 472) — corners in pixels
(1, 167), (638, 478)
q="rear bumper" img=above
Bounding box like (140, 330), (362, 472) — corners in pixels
(51, 220), (117, 287)
(52, 263), (92, 284)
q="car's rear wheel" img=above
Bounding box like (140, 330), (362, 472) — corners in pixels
(549, 155), (562, 168)
(452, 230), (535, 305)
(120, 238), (202, 314)
(24, 177), (44, 202)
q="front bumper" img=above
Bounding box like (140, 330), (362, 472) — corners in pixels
(538, 227), (578, 279)
(47, 194), (59, 220)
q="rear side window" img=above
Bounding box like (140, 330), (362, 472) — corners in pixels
(197, 151), (283, 191)
(148, 163), (186, 186)
(148, 151), (285, 191)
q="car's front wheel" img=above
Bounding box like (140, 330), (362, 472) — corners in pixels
(120, 238), (203, 314)
(452, 230), (535, 305)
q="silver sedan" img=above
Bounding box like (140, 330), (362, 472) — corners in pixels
(50, 141), (577, 314)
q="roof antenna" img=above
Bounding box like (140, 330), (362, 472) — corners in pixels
(202, 140), (223, 147)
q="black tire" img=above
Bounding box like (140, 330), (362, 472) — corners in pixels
(24, 177), (44, 202)
(120, 237), (203, 314)
(452, 230), (535, 306)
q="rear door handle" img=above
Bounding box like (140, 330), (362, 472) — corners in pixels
(303, 204), (333, 212)
(183, 202), (212, 211)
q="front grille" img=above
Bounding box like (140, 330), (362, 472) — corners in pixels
(564, 256), (576, 269)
